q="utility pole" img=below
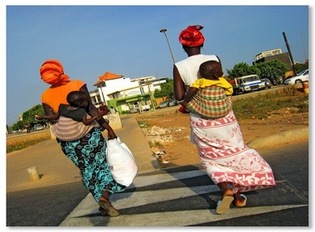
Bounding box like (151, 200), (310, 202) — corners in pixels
(282, 32), (296, 75)
(160, 28), (176, 64)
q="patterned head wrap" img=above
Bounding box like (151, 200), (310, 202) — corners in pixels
(179, 25), (205, 47)
(40, 59), (70, 86)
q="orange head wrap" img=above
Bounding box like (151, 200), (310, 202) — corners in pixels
(40, 59), (70, 86)
(179, 25), (205, 47)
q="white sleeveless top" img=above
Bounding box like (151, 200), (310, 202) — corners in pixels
(175, 54), (219, 86)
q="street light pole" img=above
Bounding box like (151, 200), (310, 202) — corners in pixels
(160, 28), (176, 64)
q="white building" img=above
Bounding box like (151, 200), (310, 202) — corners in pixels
(254, 48), (282, 62)
(90, 72), (166, 113)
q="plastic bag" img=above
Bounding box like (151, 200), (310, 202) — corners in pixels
(106, 137), (138, 187)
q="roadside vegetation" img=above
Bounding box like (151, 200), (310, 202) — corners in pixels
(8, 60), (308, 134)
(7, 130), (51, 154)
(233, 85), (308, 120)
(7, 58), (308, 154)
(7, 85), (308, 154)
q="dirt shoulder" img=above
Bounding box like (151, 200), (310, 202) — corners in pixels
(134, 106), (308, 168)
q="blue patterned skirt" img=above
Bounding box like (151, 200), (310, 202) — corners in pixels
(59, 127), (125, 202)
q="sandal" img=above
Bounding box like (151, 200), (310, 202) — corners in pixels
(99, 198), (120, 217)
(98, 207), (107, 216)
(216, 189), (234, 215)
(233, 193), (247, 207)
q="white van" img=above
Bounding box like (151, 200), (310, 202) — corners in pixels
(232, 74), (266, 94)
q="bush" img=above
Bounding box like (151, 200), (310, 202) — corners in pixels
(233, 87), (308, 120)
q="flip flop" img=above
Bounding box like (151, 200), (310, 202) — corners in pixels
(216, 195), (234, 215)
(99, 200), (120, 217)
(233, 194), (247, 207)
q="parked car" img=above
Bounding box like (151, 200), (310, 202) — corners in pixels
(230, 74), (266, 95)
(158, 100), (170, 108)
(157, 99), (178, 109)
(284, 69), (309, 85)
(33, 124), (44, 131)
(260, 78), (272, 89)
(168, 99), (178, 107)
(129, 102), (150, 113)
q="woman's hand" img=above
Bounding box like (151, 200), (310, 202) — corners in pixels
(108, 131), (117, 140)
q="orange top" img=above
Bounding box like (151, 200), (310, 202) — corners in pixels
(41, 80), (85, 113)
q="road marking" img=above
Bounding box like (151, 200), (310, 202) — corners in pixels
(132, 169), (207, 187)
(60, 169), (307, 226)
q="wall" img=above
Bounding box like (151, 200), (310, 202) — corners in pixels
(104, 113), (122, 130)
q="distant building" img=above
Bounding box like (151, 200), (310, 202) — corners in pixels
(254, 48), (283, 61)
(90, 72), (167, 113)
(253, 48), (293, 69)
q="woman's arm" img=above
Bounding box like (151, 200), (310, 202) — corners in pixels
(173, 65), (186, 101)
(99, 121), (117, 140)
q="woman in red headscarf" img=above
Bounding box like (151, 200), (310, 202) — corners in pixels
(39, 59), (124, 217)
(173, 25), (276, 214)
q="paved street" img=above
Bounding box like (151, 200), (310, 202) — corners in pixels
(6, 113), (309, 227)
(60, 142), (308, 226)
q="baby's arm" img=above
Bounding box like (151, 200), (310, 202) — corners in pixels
(35, 111), (59, 121)
(81, 114), (98, 125)
(81, 109), (108, 125)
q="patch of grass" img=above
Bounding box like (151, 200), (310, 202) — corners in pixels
(233, 87), (308, 120)
(137, 121), (149, 128)
(7, 137), (50, 153)
(7, 131), (51, 153)
(148, 140), (163, 148)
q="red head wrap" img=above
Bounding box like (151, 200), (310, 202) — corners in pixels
(179, 25), (205, 47)
(40, 59), (70, 86)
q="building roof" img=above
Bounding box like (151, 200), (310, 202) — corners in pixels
(94, 72), (124, 86)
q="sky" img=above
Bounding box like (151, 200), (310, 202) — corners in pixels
(3, 2), (311, 126)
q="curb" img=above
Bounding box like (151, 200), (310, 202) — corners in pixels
(247, 127), (308, 150)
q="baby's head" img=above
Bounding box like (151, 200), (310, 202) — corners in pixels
(199, 60), (223, 80)
(67, 91), (89, 108)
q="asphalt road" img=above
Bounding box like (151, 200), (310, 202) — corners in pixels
(7, 181), (88, 226)
(7, 141), (308, 226)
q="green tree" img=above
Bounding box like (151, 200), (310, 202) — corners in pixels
(294, 62), (308, 73)
(154, 78), (174, 99)
(227, 62), (260, 78)
(22, 104), (45, 124)
(11, 120), (24, 131)
(10, 104), (45, 131)
(254, 60), (288, 84)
